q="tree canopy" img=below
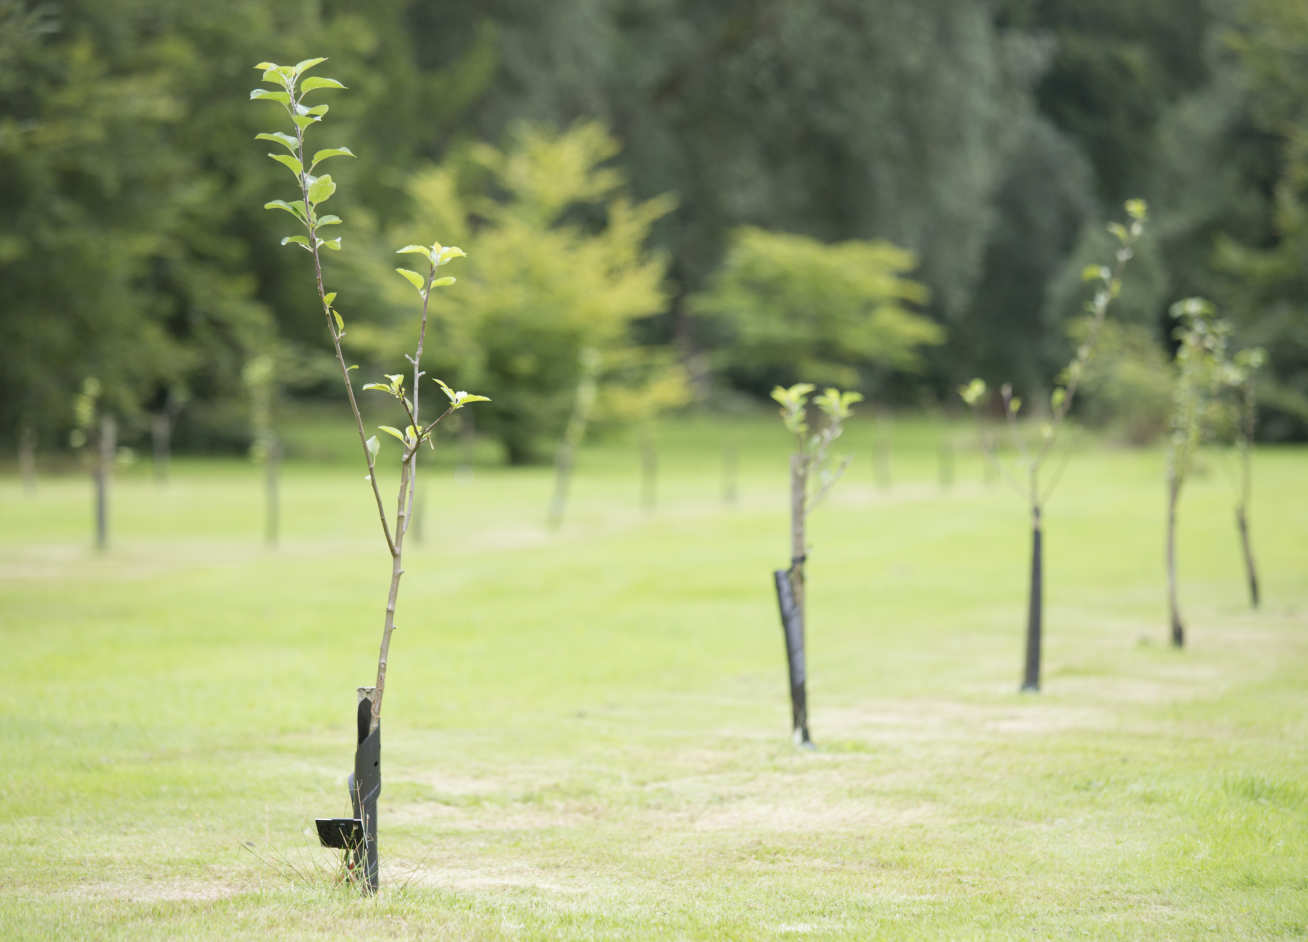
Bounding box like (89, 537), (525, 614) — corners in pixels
(4, 0), (1307, 454)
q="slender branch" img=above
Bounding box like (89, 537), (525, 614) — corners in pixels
(402, 265), (436, 541)
(1032, 244), (1132, 471)
(293, 100), (396, 557)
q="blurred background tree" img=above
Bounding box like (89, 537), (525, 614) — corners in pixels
(3, 0), (1306, 461)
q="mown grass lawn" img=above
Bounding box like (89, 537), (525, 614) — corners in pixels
(1, 413), (1305, 939)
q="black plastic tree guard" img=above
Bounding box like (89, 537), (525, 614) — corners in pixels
(316, 694), (381, 892)
(773, 567), (812, 746)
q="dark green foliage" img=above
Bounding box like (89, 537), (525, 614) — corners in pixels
(6, 0), (1308, 449)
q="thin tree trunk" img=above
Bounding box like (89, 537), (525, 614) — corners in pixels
(788, 453), (811, 745)
(1021, 503), (1043, 692)
(457, 410), (475, 481)
(875, 422), (892, 491)
(411, 486), (424, 545)
(1236, 505), (1260, 609)
(1166, 474), (1184, 648)
(18, 424), (36, 495)
(722, 443), (738, 506)
(95, 415), (116, 553)
(151, 413), (171, 484)
(640, 428), (657, 513)
(265, 438), (280, 548)
(371, 456), (412, 732)
(547, 442), (574, 530)
(938, 439), (954, 490)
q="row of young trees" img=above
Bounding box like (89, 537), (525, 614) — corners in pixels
(5, 0), (1308, 467)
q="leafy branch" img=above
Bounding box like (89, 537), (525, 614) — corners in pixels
(251, 57), (488, 729)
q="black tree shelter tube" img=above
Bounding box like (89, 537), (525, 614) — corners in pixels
(316, 693), (381, 892)
(774, 566), (811, 745)
(1236, 507), (1260, 609)
(1021, 506), (1043, 692)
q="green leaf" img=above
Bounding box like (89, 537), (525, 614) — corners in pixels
(316, 214), (343, 227)
(267, 153), (303, 176)
(281, 235), (311, 250)
(1081, 265), (1109, 283)
(332, 310), (344, 332)
(255, 131), (298, 153)
(1051, 387), (1066, 412)
(1124, 198), (1148, 221)
(433, 377), (457, 402)
(436, 245), (467, 265)
(365, 435), (380, 459)
(431, 276), (456, 288)
(293, 57), (328, 77)
(296, 103), (329, 118)
(319, 237), (342, 251)
(362, 383), (391, 393)
(301, 76), (346, 94)
(309, 146), (355, 171)
(1107, 222), (1129, 244)
(385, 373), (405, 388)
(395, 245), (430, 257)
(323, 291), (337, 307)
(291, 112), (322, 131)
(253, 61), (279, 72)
(454, 392), (491, 407)
(306, 175), (336, 206)
(249, 88), (291, 105)
(377, 425), (405, 442)
(263, 199), (306, 222)
(395, 268), (427, 292)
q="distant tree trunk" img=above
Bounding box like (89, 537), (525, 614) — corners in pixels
(1235, 505), (1260, 609)
(938, 438), (954, 490)
(1166, 473), (1184, 648)
(875, 418), (892, 491)
(787, 453), (812, 745)
(1021, 503), (1043, 692)
(151, 412), (171, 484)
(722, 443), (738, 506)
(265, 437), (280, 548)
(95, 415), (116, 553)
(457, 411), (475, 481)
(411, 486), (425, 545)
(640, 428), (657, 513)
(547, 442), (575, 531)
(18, 424), (36, 495)
(547, 358), (597, 530)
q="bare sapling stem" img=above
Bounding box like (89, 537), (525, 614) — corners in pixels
(95, 414), (115, 553)
(18, 423), (36, 494)
(1166, 469), (1184, 647)
(788, 451), (810, 744)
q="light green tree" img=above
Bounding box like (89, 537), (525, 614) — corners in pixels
(693, 227), (939, 393)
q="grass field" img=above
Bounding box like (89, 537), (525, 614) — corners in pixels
(1, 413), (1305, 939)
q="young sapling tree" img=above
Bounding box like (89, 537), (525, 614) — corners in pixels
(771, 383), (862, 746)
(960, 200), (1146, 691)
(1226, 347), (1266, 608)
(250, 56), (488, 893)
(1164, 298), (1228, 647)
